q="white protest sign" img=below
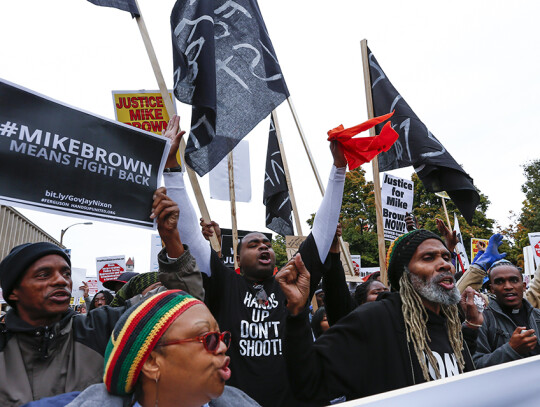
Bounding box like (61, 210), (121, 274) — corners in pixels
(70, 267), (87, 306)
(528, 232), (540, 268)
(351, 255), (361, 276)
(85, 277), (99, 298)
(381, 173), (414, 241)
(149, 234), (162, 272)
(209, 140), (251, 202)
(96, 255), (125, 292)
(453, 213), (470, 272)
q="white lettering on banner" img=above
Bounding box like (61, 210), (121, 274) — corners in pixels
(381, 173), (414, 241)
(239, 291), (282, 356)
(3, 123), (153, 184)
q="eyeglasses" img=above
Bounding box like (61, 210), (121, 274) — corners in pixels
(157, 331), (231, 353)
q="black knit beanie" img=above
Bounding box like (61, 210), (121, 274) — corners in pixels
(386, 229), (445, 291)
(0, 242), (71, 306)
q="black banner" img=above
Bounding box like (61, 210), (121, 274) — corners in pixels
(0, 79), (169, 228)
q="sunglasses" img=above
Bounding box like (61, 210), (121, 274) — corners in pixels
(157, 331), (232, 353)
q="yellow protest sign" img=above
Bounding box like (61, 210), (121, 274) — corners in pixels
(112, 90), (182, 165)
(471, 238), (489, 262)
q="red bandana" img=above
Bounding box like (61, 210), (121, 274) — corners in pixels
(327, 111), (399, 170)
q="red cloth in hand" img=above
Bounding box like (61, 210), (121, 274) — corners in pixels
(327, 111), (399, 170)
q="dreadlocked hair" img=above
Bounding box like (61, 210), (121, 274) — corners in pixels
(399, 273), (465, 382)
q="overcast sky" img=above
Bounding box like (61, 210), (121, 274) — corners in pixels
(1, 0), (539, 276)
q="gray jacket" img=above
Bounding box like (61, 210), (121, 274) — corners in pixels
(0, 248), (201, 407)
(473, 298), (540, 368)
(65, 383), (261, 407)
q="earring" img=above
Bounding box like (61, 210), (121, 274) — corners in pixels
(154, 376), (159, 407)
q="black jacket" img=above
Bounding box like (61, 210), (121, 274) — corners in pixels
(284, 292), (477, 405)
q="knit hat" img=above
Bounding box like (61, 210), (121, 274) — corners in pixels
(110, 272), (159, 307)
(386, 229), (445, 291)
(0, 242), (71, 306)
(103, 290), (203, 396)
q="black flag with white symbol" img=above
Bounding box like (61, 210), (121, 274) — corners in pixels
(171, 0), (289, 176)
(263, 117), (293, 236)
(368, 47), (479, 224)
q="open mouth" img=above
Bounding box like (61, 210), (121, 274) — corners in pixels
(48, 289), (71, 303)
(258, 252), (272, 265)
(437, 277), (455, 290)
(504, 293), (518, 301)
(218, 357), (231, 381)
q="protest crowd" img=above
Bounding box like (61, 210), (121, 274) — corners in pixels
(1, 112), (539, 407)
(1, 1), (539, 407)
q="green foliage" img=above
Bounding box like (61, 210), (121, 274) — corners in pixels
(499, 159), (540, 268)
(272, 234), (289, 269)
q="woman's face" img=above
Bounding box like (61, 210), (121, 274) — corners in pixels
(366, 281), (388, 303)
(94, 293), (107, 308)
(155, 304), (231, 407)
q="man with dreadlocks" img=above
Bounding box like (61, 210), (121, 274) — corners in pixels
(277, 229), (483, 405)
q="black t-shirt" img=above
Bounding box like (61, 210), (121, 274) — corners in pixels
(203, 234), (326, 407)
(425, 309), (461, 380)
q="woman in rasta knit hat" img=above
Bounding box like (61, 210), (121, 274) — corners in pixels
(66, 290), (259, 407)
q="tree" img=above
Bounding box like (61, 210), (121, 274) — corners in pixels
(499, 159), (540, 268)
(272, 234), (289, 269)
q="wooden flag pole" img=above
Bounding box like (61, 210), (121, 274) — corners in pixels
(441, 197), (452, 230)
(286, 98), (355, 276)
(271, 110), (303, 236)
(228, 152), (239, 270)
(360, 39), (388, 286)
(133, 0), (220, 252)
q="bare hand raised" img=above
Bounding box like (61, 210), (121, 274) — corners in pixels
(276, 254), (310, 316)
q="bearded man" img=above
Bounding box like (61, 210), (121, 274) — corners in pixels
(277, 229), (483, 405)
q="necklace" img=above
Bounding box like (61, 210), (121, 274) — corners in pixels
(253, 283), (269, 307)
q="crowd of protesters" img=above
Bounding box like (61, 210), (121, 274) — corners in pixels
(1, 114), (539, 407)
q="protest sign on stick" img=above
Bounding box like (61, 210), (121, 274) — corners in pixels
(0, 79), (170, 229)
(381, 173), (414, 241)
(528, 232), (540, 269)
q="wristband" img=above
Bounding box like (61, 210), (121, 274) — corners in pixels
(464, 320), (482, 328)
(164, 166), (182, 173)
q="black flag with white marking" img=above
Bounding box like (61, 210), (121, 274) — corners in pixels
(263, 117), (293, 236)
(368, 47), (479, 224)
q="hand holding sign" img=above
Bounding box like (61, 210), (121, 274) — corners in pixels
(151, 187), (184, 259)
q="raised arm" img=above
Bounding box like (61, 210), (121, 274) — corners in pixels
(161, 115), (212, 276)
(311, 141), (347, 263)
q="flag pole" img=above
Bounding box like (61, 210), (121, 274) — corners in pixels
(271, 110), (302, 236)
(360, 39), (388, 286)
(440, 197), (452, 230)
(286, 98), (354, 276)
(227, 152), (239, 269)
(132, 0), (220, 252)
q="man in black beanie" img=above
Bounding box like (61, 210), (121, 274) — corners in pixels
(277, 229), (484, 405)
(0, 188), (203, 407)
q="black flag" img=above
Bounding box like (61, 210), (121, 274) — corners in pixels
(171, 0), (289, 176)
(263, 117), (293, 236)
(368, 47), (479, 224)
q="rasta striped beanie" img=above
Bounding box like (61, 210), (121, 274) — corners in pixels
(386, 229), (445, 291)
(103, 290), (203, 396)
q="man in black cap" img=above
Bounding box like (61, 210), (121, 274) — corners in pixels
(102, 271), (138, 293)
(0, 188), (201, 406)
(277, 229), (484, 405)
